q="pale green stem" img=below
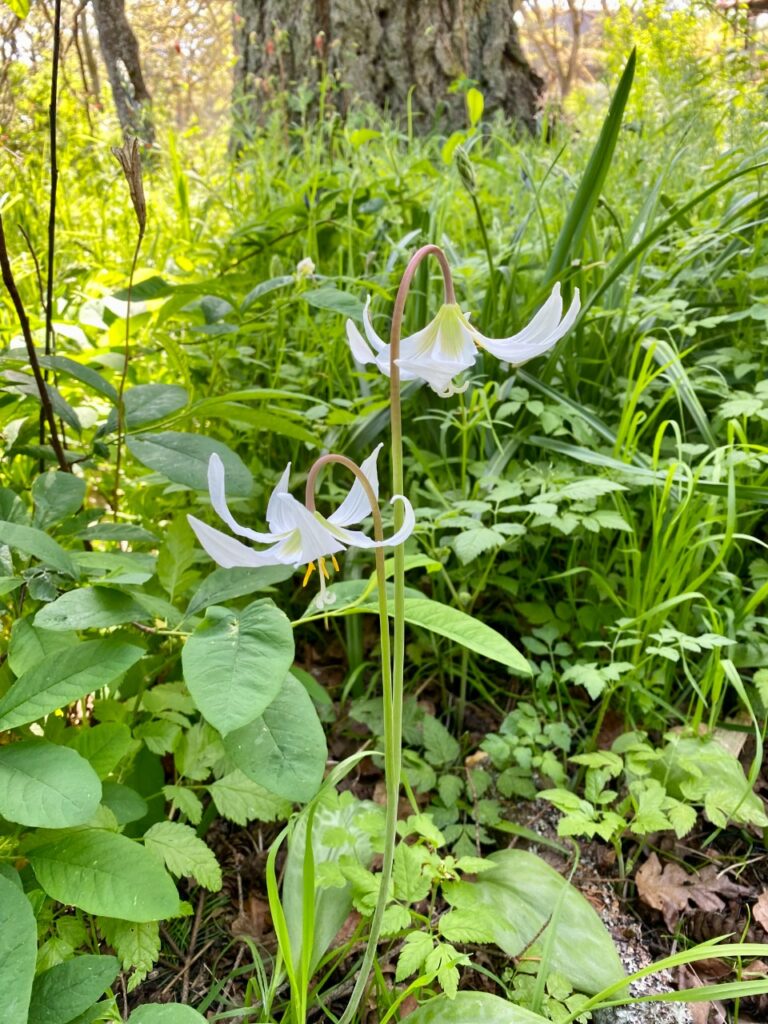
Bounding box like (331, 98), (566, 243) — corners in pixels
(305, 455), (393, 1024)
(339, 245), (455, 1023)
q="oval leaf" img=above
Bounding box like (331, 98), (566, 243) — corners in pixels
(182, 599), (294, 736)
(27, 954), (119, 1024)
(0, 522), (78, 578)
(406, 992), (547, 1024)
(0, 875), (36, 1024)
(0, 640), (144, 731)
(127, 432), (252, 496)
(103, 384), (188, 434)
(0, 741), (101, 828)
(128, 1005), (207, 1024)
(441, 850), (625, 995)
(34, 587), (151, 631)
(223, 673), (327, 802)
(29, 829), (180, 923)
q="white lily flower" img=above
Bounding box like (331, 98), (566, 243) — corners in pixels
(346, 282), (580, 397)
(187, 444), (414, 607)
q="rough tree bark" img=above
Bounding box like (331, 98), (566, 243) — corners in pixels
(91, 0), (153, 141)
(234, 0), (543, 131)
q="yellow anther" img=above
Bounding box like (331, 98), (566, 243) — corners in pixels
(331, 554), (340, 572)
(319, 556), (330, 580)
(302, 562), (316, 586)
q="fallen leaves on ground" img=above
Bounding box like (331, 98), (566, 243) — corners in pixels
(635, 852), (749, 929)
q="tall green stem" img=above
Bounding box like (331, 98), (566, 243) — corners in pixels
(337, 245), (455, 1023)
(306, 456), (393, 1024)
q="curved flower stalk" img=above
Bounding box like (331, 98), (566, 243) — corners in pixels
(346, 281), (580, 397)
(187, 444), (414, 607)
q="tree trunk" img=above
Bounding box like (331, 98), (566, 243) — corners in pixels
(234, 0), (542, 132)
(91, 0), (153, 142)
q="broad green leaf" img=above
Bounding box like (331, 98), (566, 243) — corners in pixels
(34, 587), (151, 631)
(103, 384), (188, 434)
(64, 722), (134, 777)
(0, 875), (36, 1024)
(30, 829), (180, 923)
(241, 274), (295, 310)
(127, 432), (252, 496)
(0, 640), (144, 731)
(7, 617), (78, 675)
(302, 286), (363, 319)
(224, 673), (327, 802)
(38, 354), (118, 401)
(0, 522), (78, 577)
(182, 599), (294, 736)
(208, 770), (291, 825)
(32, 471), (86, 529)
(544, 48), (636, 285)
(101, 782), (148, 825)
(144, 821), (222, 891)
(406, 992), (548, 1024)
(284, 792), (378, 971)
(185, 564), (293, 617)
(393, 598), (529, 674)
(27, 954), (119, 1024)
(128, 1006), (207, 1023)
(0, 741), (101, 828)
(440, 850), (625, 995)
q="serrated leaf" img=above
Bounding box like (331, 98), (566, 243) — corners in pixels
(163, 785), (203, 825)
(381, 903), (412, 936)
(144, 821), (222, 891)
(452, 527), (504, 565)
(395, 930), (433, 982)
(97, 918), (160, 992)
(207, 770), (291, 825)
(422, 714), (460, 767)
(393, 842), (431, 904)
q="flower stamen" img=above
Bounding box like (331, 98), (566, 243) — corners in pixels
(302, 561), (317, 586)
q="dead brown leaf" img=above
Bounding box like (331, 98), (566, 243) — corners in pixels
(678, 964), (726, 1024)
(635, 853), (748, 930)
(753, 891), (768, 932)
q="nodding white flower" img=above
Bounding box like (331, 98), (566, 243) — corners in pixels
(346, 283), (580, 397)
(296, 257), (316, 278)
(187, 445), (414, 608)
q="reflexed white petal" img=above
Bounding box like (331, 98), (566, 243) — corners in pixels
(272, 493), (346, 564)
(208, 454), (277, 543)
(472, 285), (580, 364)
(266, 463), (294, 533)
(187, 515), (284, 569)
(362, 295), (388, 354)
(395, 351), (473, 395)
(327, 443), (383, 527)
(346, 320), (377, 365)
(326, 494), (415, 549)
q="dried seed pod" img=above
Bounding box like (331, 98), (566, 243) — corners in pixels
(112, 136), (146, 234)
